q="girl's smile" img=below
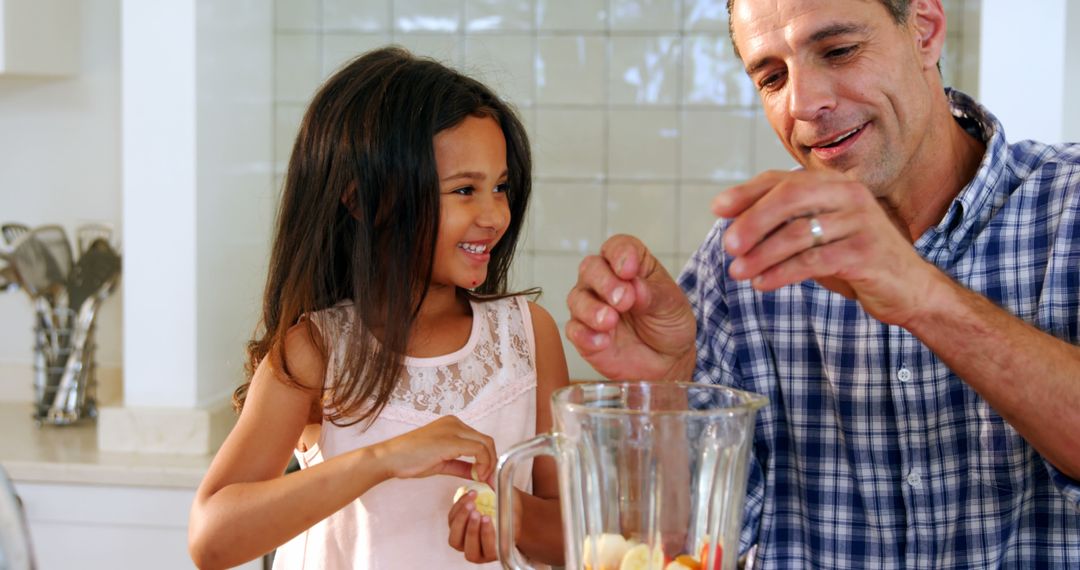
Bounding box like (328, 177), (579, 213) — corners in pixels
(457, 240), (491, 260)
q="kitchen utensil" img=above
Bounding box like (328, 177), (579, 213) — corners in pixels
(10, 226), (74, 367)
(0, 223), (24, 293)
(47, 281), (116, 422)
(24, 225), (73, 311)
(497, 382), (767, 570)
(0, 263), (17, 293)
(8, 229), (64, 360)
(0, 223), (28, 247)
(48, 239), (120, 423)
(75, 223), (114, 256)
(7, 232), (53, 298)
(63, 238), (118, 323)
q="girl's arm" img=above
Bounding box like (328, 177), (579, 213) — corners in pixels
(189, 322), (497, 570)
(449, 301), (570, 565)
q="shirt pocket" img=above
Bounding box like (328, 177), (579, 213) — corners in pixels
(973, 410), (1034, 493)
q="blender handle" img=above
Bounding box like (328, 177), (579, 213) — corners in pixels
(496, 433), (556, 570)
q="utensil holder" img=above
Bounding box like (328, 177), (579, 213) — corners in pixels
(31, 306), (97, 425)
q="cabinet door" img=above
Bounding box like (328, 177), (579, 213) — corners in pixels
(15, 481), (260, 569)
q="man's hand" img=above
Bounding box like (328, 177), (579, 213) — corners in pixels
(565, 235), (696, 381)
(714, 169), (943, 328)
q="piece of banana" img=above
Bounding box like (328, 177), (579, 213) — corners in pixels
(452, 481), (497, 520)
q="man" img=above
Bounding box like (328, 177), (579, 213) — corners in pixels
(566, 0), (1080, 567)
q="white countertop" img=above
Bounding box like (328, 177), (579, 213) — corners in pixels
(0, 402), (214, 488)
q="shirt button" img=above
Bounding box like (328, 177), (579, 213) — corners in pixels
(897, 367), (912, 382)
(907, 471), (922, 488)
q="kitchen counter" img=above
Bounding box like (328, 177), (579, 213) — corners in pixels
(0, 402), (214, 488)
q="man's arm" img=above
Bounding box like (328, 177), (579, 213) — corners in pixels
(715, 169), (1080, 480)
(906, 273), (1080, 478)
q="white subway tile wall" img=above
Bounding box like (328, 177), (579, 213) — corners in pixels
(274, 0), (981, 379)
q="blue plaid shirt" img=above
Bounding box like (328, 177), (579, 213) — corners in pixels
(680, 89), (1080, 569)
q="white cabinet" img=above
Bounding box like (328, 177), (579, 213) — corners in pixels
(0, 0), (79, 76)
(14, 481), (261, 570)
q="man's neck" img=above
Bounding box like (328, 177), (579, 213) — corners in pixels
(881, 93), (987, 242)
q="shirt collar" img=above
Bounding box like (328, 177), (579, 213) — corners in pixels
(929, 89), (1012, 250)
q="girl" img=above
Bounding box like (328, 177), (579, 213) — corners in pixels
(188, 47), (568, 569)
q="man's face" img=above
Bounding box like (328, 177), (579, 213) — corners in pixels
(731, 0), (935, 197)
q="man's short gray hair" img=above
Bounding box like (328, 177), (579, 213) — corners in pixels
(726, 0), (912, 58)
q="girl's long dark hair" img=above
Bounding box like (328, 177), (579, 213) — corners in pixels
(234, 47), (533, 425)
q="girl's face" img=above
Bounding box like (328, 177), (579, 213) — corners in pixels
(431, 114), (511, 290)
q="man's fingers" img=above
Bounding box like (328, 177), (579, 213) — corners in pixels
(568, 280), (624, 333)
(598, 234), (652, 281)
(711, 170), (791, 217)
(575, 254), (638, 312)
(728, 211), (854, 281)
(748, 239), (862, 292)
(565, 319), (611, 357)
(723, 176), (856, 257)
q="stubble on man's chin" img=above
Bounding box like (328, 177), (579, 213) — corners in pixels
(811, 157), (913, 238)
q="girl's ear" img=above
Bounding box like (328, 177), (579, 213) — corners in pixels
(911, 0), (946, 71)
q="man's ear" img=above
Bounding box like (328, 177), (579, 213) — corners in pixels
(911, 0), (947, 70)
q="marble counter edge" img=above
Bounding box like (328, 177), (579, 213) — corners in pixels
(2, 459), (207, 488)
(1, 402), (214, 489)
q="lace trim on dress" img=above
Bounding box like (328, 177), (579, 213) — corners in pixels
(311, 296), (536, 423)
(387, 298), (533, 415)
(377, 372), (536, 427)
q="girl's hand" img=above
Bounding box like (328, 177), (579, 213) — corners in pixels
(372, 416), (497, 481)
(448, 486), (523, 563)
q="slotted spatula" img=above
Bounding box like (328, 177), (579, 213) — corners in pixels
(0, 222), (26, 292)
(1, 223), (29, 247)
(75, 223), (114, 257)
(10, 226), (73, 355)
(49, 238), (122, 421)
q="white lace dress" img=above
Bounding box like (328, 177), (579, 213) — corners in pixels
(272, 295), (543, 570)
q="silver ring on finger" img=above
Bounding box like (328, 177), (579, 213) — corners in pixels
(808, 217), (825, 247)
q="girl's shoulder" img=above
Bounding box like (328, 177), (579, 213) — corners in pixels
(299, 301), (360, 379)
(306, 300), (357, 338)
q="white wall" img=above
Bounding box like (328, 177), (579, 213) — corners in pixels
(120, 0), (197, 408)
(272, 0), (981, 379)
(0, 0), (271, 421)
(978, 0), (1076, 144)
(193, 0), (274, 408)
(0, 0), (121, 401)
(122, 0), (273, 410)
(1066, 2), (1080, 141)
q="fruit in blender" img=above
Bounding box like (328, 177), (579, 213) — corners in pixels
(583, 533), (632, 570)
(618, 542), (665, 570)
